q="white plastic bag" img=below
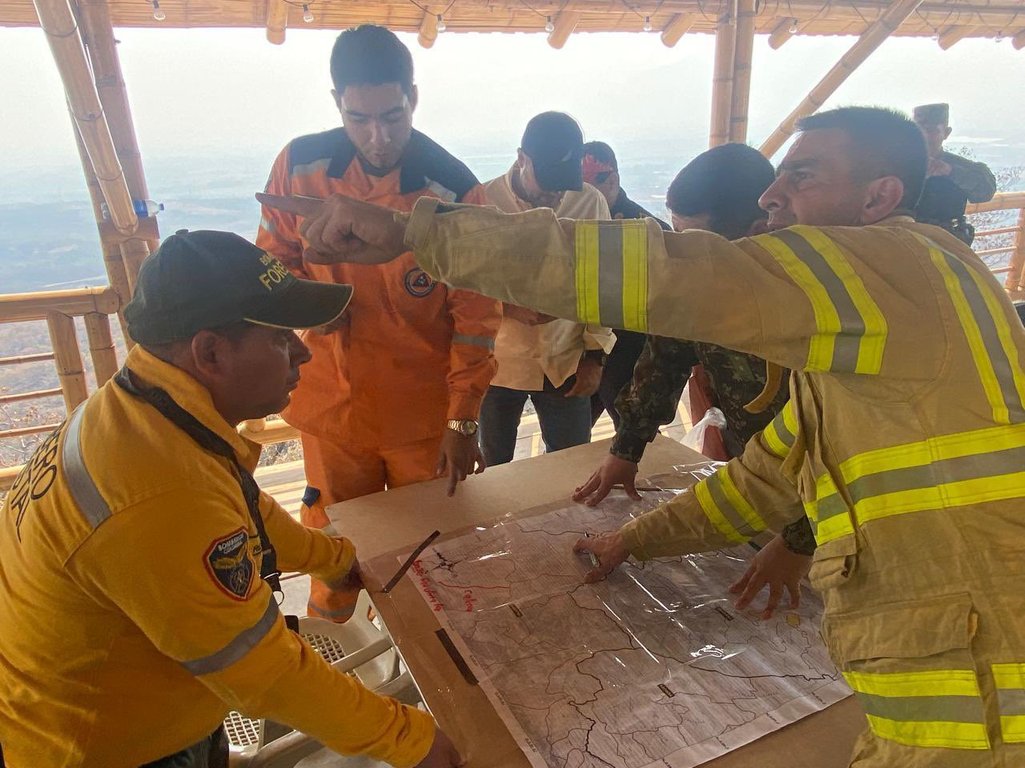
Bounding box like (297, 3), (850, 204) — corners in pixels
(680, 407), (727, 452)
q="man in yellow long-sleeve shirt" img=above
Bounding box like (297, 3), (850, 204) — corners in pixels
(262, 106), (1025, 767)
(0, 230), (458, 768)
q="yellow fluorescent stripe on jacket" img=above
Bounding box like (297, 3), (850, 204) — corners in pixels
(693, 480), (749, 544)
(762, 401), (797, 459)
(756, 233), (839, 371)
(803, 424), (1025, 534)
(575, 221), (601, 325)
(620, 220), (649, 332)
(926, 244), (1009, 422)
(992, 662), (1025, 743)
(794, 226), (887, 374)
(845, 669), (990, 750)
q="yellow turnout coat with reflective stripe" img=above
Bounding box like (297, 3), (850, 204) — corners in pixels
(405, 199), (1025, 766)
(0, 346), (434, 768)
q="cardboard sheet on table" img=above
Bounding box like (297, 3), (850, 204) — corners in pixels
(338, 439), (865, 768)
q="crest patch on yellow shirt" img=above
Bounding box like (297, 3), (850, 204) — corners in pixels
(204, 528), (254, 600)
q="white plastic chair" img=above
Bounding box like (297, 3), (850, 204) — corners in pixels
(226, 590), (416, 768)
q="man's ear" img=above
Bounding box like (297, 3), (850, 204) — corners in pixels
(331, 88), (343, 113)
(516, 149), (527, 170)
(189, 330), (228, 380)
(860, 176), (905, 225)
(408, 84), (419, 113)
(943, 126), (952, 141)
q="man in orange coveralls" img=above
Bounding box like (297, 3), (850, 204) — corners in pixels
(257, 25), (501, 621)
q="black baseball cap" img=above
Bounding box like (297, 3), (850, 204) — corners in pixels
(125, 229), (352, 344)
(520, 112), (584, 192)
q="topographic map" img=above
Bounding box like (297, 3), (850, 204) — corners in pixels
(408, 489), (850, 768)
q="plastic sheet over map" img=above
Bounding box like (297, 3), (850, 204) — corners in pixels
(406, 485), (850, 768)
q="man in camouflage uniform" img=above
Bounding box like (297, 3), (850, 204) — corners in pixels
(912, 103), (996, 244)
(573, 143), (818, 607)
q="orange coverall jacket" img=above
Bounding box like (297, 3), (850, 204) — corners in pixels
(257, 128), (500, 449)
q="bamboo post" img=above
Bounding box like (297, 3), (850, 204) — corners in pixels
(1008, 208), (1025, 295)
(759, 0), (925, 158)
(660, 13), (694, 48)
(33, 0), (139, 238)
(769, 18), (797, 49)
(46, 312), (90, 412)
(84, 312), (119, 386)
(938, 26), (971, 50)
(1013, 30), (1025, 51)
(709, 6), (737, 148)
(72, 123), (131, 342)
(418, 11), (438, 49)
(728, 0), (756, 144)
(547, 11), (581, 50)
(266, 0), (288, 45)
(79, 0), (161, 258)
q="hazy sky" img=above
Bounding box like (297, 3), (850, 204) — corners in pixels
(2, 25), (1023, 187)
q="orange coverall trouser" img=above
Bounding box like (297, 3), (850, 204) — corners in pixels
(299, 433), (440, 621)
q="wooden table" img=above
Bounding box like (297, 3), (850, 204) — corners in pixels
(328, 437), (865, 768)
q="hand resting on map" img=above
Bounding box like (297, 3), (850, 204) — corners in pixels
(574, 531), (812, 620)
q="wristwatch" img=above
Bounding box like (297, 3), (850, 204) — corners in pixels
(583, 349), (607, 366)
(446, 419), (479, 437)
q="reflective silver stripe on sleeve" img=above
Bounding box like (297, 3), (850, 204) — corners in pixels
(452, 333), (495, 351)
(181, 592), (280, 676)
(597, 222), (625, 329)
(62, 406), (112, 530)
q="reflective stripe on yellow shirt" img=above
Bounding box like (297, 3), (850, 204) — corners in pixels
(843, 668), (990, 750)
(575, 219), (649, 332)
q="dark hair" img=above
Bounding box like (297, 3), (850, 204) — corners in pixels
(666, 143), (775, 240)
(581, 141), (618, 170)
(796, 106), (927, 211)
(330, 25), (415, 97)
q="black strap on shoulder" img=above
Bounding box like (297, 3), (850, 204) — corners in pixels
(114, 367), (282, 596)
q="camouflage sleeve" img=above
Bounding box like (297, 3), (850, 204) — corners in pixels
(781, 516), (817, 556)
(611, 336), (699, 463)
(945, 153), (997, 203)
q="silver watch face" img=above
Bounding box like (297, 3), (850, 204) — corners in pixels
(461, 421), (479, 436)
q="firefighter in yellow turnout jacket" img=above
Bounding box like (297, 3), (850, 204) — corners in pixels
(0, 231), (458, 768)
(261, 107), (1025, 767)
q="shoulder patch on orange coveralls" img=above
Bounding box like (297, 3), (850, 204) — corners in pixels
(204, 528), (254, 600)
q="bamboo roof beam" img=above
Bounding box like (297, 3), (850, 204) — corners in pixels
(759, 0), (925, 158)
(768, 18), (798, 49)
(937, 25), (971, 49)
(33, 0), (139, 237)
(266, 0), (287, 44)
(708, 6), (737, 148)
(547, 11), (581, 49)
(660, 13), (694, 48)
(728, 0), (756, 144)
(418, 11), (438, 48)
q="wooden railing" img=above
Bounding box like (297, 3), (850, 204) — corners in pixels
(0, 285), (297, 492)
(0, 286), (120, 490)
(967, 191), (1025, 298)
